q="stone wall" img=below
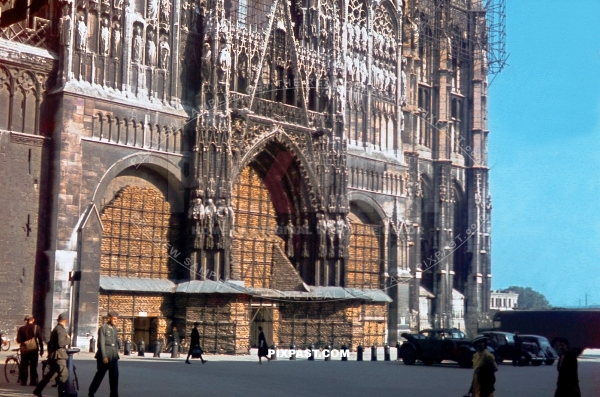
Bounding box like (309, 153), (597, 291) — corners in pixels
(0, 131), (50, 334)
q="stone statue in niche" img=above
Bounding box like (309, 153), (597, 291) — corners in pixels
(146, 30), (157, 66)
(359, 56), (368, 84)
(360, 25), (368, 52)
(383, 69), (390, 92)
(132, 26), (143, 62)
(58, 4), (71, 47)
(189, 198), (206, 249)
(335, 71), (345, 114)
(326, 219), (336, 258)
(206, 177), (216, 197)
(148, 0), (158, 19)
(100, 17), (110, 55)
(215, 199), (228, 249)
(111, 22), (121, 58)
(227, 199), (235, 238)
(217, 43), (231, 84)
(345, 55), (354, 82)
(301, 219), (310, 258)
(285, 220), (294, 258)
(400, 66), (407, 106)
(335, 215), (345, 257)
(317, 213), (327, 258)
(114, 0), (124, 8)
(389, 70), (397, 97)
(159, 37), (170, 69)
(181, 0), (189, 31)
(201, 42), (212, 82)
(345, 22), (354, 47)
(204, 198), (216, 249)
(75, 16), (87, 51)
(160, 0), (171, 22)
(411, 17), (420, 49)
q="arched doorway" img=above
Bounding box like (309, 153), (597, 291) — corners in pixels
(232, 139), (317, 285)
(99, 179), (183, 349)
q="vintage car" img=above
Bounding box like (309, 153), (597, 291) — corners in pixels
(521, 335), (558, 365)
(479, 331), (548, 365)
(398, 328), (477, 368)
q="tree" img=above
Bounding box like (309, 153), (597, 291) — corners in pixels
(500, 286), (551, 310)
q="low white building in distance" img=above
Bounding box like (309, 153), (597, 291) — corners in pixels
(491, 291), (519, 311)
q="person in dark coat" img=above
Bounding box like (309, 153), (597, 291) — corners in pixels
(88, 312), (120, 397)
(185, 322), (207, 364)
(16, 314), (44, 386)
(167, 325), (180, 356)
(257, 326), (271, 364)
(33, 312), (70, 397)
(554, 337), (582, 397)
(512, 331), (522, 366)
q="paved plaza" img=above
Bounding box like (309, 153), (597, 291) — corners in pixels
(1, 350), (599, 397)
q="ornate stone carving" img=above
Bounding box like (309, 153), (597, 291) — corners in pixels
(58, 4), (72, 47)
(204, 198), (216, 249)
(317, 213), (327, 258)
(160, 0), (171, 23)
(75, 16), (87, 51)
(111, 22), (121, 58)
(146, 30), (157, 67)
(159, 37), (170, 69)
(217, 43), (231, 83)
(132, 26), (143, 62)
(148, 0), (158, 19)
(189, 198), (206, 249)
(100, 17), (110, 55)
(285, 220), (294, 258)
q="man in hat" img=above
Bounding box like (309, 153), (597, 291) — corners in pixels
(16, 314), (44, 386)
(33, 312), (70, 397)
(470, 335), (498, 397)
(89, 312), (120, 397)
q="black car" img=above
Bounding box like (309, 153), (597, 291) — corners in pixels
(399, 328), (476, 368)
(521, 335), (558, 365)
(480, 331), (519, 363)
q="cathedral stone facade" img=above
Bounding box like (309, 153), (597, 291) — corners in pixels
(0, 0), (492, 351)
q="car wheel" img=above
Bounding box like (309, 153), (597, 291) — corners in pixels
(545, 359), (555, 365)
(422, 358), (434, 366)
(401, 346), (416, 365)
(519, 355), (530, 366)
(457, 350), (473, 368)
(532, 360), (542, 366)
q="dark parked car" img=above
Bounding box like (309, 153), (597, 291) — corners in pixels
(521, 335), (558, 365)
(480, 331), (548, 365)
(399, 328), (476, 368)
(480, 331), (519, 363)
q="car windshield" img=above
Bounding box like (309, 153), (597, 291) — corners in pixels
(451, 331), (466, 339)
(505, 334), (514, 342)
(539, 337), (551, 347)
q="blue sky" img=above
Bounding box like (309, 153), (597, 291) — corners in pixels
(488, 0), (600, 307)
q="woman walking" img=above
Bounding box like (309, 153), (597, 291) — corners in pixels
(185, 322), (207, 364)
(257, 326), (271, 364)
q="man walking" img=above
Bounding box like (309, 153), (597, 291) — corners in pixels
(89, 312), (120, 397)
(33, 312), (70, 397)
(17, 315), (44, 386)
(185, 322), (207, 364)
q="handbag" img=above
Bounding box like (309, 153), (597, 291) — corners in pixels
(20, 325), (39, 353)
(191, 346), (203, 358)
